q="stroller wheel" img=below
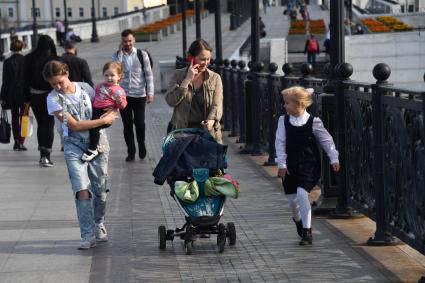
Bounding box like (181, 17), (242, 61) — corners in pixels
(166, 229), (175, 241)
(217, 223), (226, 253)
(227, 222), (236, 246)
(184, 224), (194, 255)
(158, 226), (166, 250)
(184, 241), (193, 255)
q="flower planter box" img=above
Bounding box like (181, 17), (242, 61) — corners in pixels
(134, 31), (161, 42)
(132, 9), (200, 42)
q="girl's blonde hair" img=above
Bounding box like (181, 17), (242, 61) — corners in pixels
(281, 86), (313, 108)
(103, 61), (123, 77)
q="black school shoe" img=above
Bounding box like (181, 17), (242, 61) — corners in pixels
(293, 218), (303, 238)
(299, 228), (313, 246)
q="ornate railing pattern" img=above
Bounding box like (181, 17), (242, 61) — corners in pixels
(344, 84), (376, 217)
(212, 59), (425, 254)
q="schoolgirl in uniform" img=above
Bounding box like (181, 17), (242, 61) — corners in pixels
(275, 86), (340, 245)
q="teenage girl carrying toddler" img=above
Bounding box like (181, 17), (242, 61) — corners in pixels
(275, 86), (340, 245)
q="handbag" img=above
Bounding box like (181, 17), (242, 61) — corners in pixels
(0, 108), (11, 144)
(21, 104), (33, 138)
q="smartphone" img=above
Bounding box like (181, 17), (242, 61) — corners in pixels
(187, 54), (195, 65)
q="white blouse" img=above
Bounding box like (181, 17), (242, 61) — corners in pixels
(275, 111), (339, 169)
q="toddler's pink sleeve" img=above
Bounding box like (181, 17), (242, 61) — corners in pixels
(117, 86), (127, 109)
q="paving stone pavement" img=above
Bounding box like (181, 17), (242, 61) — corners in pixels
(0, 4), (424, 283)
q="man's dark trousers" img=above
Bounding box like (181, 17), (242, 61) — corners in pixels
(120, 96), (146, 156)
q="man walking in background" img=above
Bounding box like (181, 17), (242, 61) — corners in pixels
(60, 40), (93, 86)
(112, 29), (154, 162)
(55, 19), (65, 46)
(304, 33), (320, 71)
(263, 0), (269, 14)
(56, 40), (93, 151)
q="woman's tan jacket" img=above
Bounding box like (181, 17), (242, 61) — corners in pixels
(165, 67), (223, 143)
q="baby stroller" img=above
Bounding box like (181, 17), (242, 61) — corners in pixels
(153, 128), (238, 255)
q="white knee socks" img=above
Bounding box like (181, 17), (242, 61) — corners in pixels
(287, 194), (301, 222)
(297, 187), (311, 228)
(286, 187), (312, 228)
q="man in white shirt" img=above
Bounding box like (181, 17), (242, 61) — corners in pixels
(112, 29), (154, 161)
(55, 19), (65, 46)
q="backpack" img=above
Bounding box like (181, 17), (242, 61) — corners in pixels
(115, 49), (153, 70)
(136, 49), (153, 70)
(136, 49), (153, 93)
(307, 39), (318, 53)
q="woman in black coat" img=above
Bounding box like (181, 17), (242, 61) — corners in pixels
(0, 39), (27, 151)
(24, 34), (59, 167)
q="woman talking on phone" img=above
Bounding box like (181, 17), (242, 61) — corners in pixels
(165, 39), (223, 143)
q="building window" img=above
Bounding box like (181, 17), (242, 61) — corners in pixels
(35, 8), (40, 17)
(67, 7), (72, 17)
(102, 7), (107, 17)
(55, 7), (60, 17)
(114, 7), (119, 15)
(134, 6), (139, 11)
(79, 7), (84, 17)
(8, 7), (13, 17)
(31, 8), (40, 17)
(0, 8), (2, 17)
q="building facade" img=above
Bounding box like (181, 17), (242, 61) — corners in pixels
(352, 0), (425, 12)
(0, 0), (167, 30)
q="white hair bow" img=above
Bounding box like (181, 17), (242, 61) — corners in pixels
(306, 88), (314, 95)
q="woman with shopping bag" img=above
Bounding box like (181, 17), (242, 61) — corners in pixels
(0, 39), (27, 150)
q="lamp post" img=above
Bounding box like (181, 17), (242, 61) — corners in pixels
(251, 0), (260, 63)
(63, 0), (68, 35)
(195, 0), (201, 39)
(181, 0), (187, 57)
(214, 0), (222, 61)
(91, 0), (99, 42)
(323, 0), (345, 91)
(329, 0), (345, 72)
(31, 0), (38, 49)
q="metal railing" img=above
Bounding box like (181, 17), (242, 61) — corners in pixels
(212, 59), (425, 254)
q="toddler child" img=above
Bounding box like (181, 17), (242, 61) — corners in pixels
(82, 61), (127, 161)
(275, 86), (340, 245)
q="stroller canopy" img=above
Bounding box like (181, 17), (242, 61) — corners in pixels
(153, 128), (227, 185)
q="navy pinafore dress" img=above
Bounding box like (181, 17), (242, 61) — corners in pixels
(282, 115), (321, 195)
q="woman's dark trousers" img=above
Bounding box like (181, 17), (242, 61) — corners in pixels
(30, 92), (54, 157)
(11, 105), (25, 144)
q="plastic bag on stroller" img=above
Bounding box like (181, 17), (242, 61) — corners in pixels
(153, 128), (237, 254)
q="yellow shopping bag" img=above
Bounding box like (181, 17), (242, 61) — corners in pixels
(21, 104), (33, 138)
